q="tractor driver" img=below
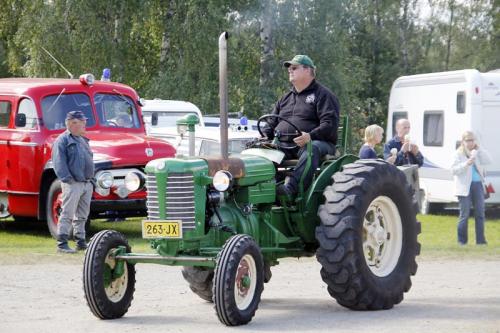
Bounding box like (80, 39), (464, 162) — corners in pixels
(263, 55), (340, 200)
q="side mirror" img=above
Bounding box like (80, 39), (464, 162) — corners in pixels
(15, 113), (26, 127)
(151, 112), (158, 126)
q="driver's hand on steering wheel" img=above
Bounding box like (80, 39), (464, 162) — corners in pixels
(293, 132), (311, 148)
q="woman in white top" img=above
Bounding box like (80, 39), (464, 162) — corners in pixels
(451, 131), (492, 245)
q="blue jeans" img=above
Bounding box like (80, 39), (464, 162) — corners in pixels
(282, 140), (336, 194)
(457, 181), (486, 244)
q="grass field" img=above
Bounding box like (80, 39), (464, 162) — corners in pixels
(1, 213), (499, 262)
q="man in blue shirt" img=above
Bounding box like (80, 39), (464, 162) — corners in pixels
(383, 118), (424, 167)
(52, 111), (94, 253)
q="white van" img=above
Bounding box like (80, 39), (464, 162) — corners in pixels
(151, 126), (260, 157)
(141, 99), (204, 135)
(387, 69), (500, 214)
(141, 99), (259, 156)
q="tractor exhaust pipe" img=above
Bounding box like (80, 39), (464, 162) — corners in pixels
(219, 31), (229, 160)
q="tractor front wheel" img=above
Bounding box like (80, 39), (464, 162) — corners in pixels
(213, 234), (264, 326)
(316, 160), (420, 310)
(83, 230), (136, 319)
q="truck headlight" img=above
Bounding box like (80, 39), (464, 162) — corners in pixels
(125, 171), (145, 192)
(213, 170), (233, 192)
(96, 171), (113, 189)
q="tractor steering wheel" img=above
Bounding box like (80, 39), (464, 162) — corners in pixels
(257, 114), (302, 150)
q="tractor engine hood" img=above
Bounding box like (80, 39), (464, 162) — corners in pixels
(145, 154), (275, 187)
(201, 155), (275, 186)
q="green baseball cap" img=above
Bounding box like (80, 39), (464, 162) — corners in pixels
(283, 55), (316, 69)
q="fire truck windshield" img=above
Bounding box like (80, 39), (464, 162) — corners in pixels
(94, 93), (140, 129)
(41, 93), (140, 130)
(41, 93), (95, 130)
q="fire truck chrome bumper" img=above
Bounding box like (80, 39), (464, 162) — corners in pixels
(90, 199), (146, 213)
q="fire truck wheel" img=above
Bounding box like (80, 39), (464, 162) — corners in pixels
(182, 266), (214, 302)
(46, 179), (64, 238)
(213, 234), (264, 326)
(316, 159), (421, 310)
(83, 230), (136, 319)
(46, 179), (90, 239)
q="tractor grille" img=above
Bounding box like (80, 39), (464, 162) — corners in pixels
(166, 173), (196, 230)
(146, 173), (160, 220)
(146, 172), (196, 232)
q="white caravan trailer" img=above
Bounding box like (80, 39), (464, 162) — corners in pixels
(141, 99), (204, 135)
(387, 69), (500, 214)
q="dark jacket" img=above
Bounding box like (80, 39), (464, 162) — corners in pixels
(52, 131), (94, 183)
(359, 144), (378, 159)
(383, 136), (424, 167)
(264, 80), (340, 144)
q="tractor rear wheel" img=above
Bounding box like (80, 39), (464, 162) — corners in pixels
(213, 234), (264, 326)
(182, 266), (214, 302)
(83, 230), (136, 319)
(316, 160), (420, 310)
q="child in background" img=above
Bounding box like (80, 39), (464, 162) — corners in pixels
(359, 124), (384, 159)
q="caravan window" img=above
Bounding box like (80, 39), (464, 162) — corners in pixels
(392, 112), (408, 137)
(423, 111), (444, 146)
(457, 91), (465, 113)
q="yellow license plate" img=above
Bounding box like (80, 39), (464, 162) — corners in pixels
(142, 220), (182, 239)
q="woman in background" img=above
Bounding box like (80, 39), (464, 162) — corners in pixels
(359, 124), (384, 159)
(451, 131), (492, 245)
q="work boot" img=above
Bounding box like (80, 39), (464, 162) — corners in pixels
(57, 234), (76, 254)
(76, 239), (88, 251)
(57, 243), (77, 254)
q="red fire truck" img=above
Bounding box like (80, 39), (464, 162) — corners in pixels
(0, 74), (176, 237)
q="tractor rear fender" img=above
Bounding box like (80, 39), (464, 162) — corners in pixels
(304, 154), (359, 212)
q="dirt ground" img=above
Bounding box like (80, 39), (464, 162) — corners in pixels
(0, 256), (499, 333)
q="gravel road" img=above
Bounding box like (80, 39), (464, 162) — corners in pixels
(0, 256), (499, 333)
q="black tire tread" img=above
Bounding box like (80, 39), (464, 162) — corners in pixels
(213, 234), (264, 326)
(46, 180), (61, 238)
(83, 230), (136, 319)
(316, 160), (421, 310)
(181, 266), (214, 302)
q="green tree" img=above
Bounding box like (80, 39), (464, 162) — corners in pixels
(0, 0), (496, 143)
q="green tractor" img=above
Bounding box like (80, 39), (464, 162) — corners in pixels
(83, 32), (420, 326)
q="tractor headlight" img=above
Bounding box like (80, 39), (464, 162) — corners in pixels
(125, 171), (145, 192)
(213, 170), (233, 192)
(96, 171), (113, 189)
